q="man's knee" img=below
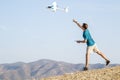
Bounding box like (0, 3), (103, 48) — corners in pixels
(96, 51), (102, 55)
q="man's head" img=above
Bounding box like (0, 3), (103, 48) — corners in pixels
(82, 23), (88, 30)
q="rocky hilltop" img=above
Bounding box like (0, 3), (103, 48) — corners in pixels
(42, 66), (120, 80)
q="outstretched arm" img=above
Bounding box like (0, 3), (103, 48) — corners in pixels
(76, 39), (87, 43)
(73, 19), (84, 30)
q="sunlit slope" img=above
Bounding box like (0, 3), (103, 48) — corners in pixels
(42, 66), (120, 80)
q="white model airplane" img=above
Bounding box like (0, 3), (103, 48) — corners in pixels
(47, 2), (68, 12)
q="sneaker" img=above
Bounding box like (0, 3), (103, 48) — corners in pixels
(83, 67), (88, 71)
(106, 60), (110, 66)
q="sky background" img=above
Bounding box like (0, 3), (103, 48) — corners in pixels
(0, 0), (120, 64)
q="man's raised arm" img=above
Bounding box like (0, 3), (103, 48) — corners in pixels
(73, 19), (84, 30)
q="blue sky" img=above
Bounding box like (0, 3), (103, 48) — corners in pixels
(0, 0), (120, 64)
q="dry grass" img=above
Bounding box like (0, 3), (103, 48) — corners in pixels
(42, 66), (120, 80)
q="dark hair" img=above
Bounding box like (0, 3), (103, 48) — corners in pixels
(83, 23), (88, 29)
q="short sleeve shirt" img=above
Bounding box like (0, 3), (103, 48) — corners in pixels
(83, 29), (95, 46)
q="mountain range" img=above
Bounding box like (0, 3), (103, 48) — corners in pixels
(0, 59), (119, 80)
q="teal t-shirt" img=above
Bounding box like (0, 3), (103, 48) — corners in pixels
(83, 29), (95, 46)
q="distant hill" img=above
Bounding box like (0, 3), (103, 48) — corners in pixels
(42, 66), (120, 80)
(0, 59), (119, 80)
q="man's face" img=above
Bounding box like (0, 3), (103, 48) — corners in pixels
(82, 24), (88, 30)
(82, 25), (86, 30)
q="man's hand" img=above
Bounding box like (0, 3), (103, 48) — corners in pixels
(73, 19), (84, 30)
(76, 40), (81, 43)
(76, 40), (87, 43)
(73, 19), (77, 23)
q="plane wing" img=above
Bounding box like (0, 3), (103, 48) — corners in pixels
(52, 2), (57, 7)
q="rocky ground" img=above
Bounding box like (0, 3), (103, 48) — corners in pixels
(42, 66), (120, 80)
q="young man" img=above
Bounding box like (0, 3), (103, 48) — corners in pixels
(73, 19), (110, 70)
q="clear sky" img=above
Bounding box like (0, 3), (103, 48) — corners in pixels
(0, 0), (120, 64)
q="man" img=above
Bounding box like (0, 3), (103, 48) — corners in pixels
(73, 19), (110, 70)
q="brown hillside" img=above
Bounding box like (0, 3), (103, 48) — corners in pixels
(42, 66), (120, 80)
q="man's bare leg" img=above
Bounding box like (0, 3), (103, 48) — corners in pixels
(84, 52), (90, 70)
(96, 51), (110, 65)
